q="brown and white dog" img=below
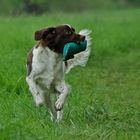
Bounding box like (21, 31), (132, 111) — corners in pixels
(26, 24), (91, 121)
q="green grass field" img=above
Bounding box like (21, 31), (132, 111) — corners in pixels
(0, 9), (140, 140)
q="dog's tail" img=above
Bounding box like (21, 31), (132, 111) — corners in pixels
(64, 29), (92, 74)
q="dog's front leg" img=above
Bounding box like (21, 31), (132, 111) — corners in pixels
(55, 81), (70, 121)
(26, 76), (44, 106)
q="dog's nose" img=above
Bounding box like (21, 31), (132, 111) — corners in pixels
(80, 35), (85, 41)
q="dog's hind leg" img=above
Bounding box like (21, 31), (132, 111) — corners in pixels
(43, 91), (57, 120)
(56, 110), (63, 122)
(55, 81), (70, 121)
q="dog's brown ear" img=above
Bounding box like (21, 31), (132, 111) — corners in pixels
(34, 27), (55, 41)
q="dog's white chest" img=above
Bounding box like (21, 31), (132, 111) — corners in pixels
(31, 46), (63, 88)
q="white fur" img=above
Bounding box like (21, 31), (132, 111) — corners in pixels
(26, 29), (91, 121)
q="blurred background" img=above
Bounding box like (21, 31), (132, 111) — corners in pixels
(0, 0), (140, 15)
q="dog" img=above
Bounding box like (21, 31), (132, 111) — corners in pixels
(26, 24), (91, 121)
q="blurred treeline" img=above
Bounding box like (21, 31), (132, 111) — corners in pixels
(0, 0), (140, 15)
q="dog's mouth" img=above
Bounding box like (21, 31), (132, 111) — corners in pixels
(75, 39), (85, 44)
(76, 41), (80, 44)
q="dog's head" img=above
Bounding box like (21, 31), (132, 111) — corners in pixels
(34, 24), (85, 53)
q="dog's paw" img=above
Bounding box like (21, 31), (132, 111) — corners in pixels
(36, 100), (43, 107)
(55, 98), (64, 111)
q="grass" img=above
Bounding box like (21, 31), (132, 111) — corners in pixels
(0, 8), (140, 140)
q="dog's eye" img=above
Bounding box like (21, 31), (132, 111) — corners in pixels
(52, 31), (55, 34)
(65, 31), (71, 35)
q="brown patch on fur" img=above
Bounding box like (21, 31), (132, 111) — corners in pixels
(34, 27), (55, 41)
(27, 48), (33, 76)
